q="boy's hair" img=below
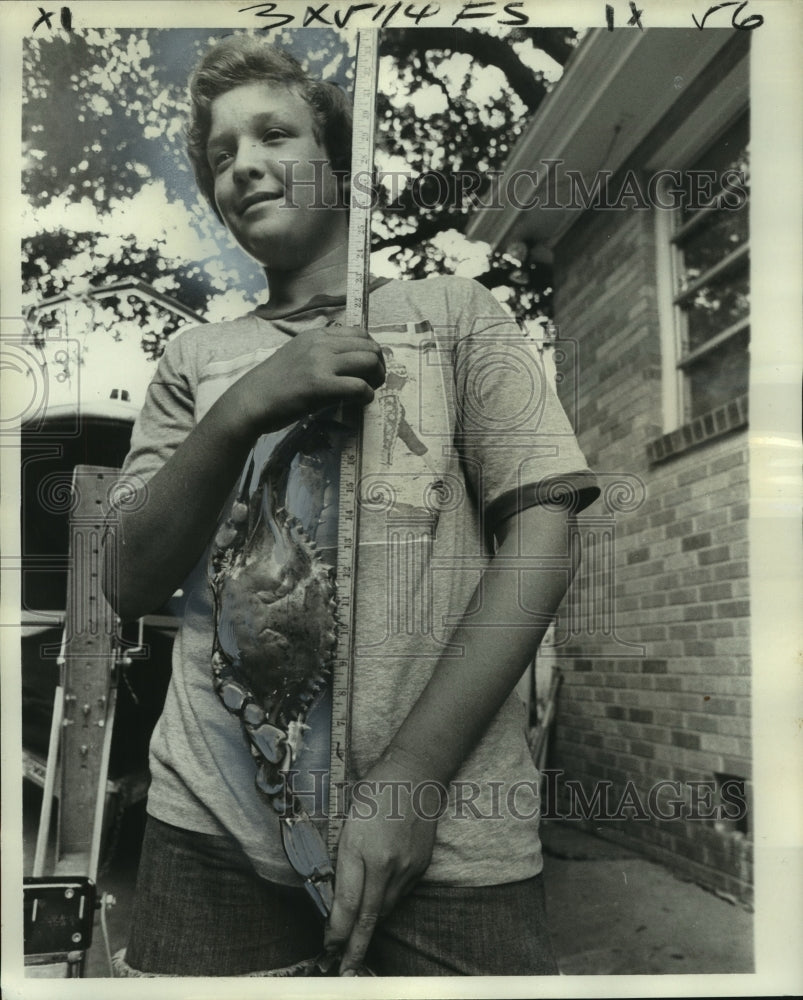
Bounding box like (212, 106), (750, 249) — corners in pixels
(186, 35), (353, 218)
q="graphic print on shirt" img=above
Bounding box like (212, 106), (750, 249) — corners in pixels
(362, 321), (453, 511)
(355, 321), (464, 660)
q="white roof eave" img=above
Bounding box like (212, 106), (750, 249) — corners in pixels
(467, 28), (742, 251)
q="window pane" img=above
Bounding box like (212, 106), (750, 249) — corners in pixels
(681, 259), (749, 353)
(687, 328), (749, 419)
(677, 209), (748, 286)
(681, 113), (750, 222)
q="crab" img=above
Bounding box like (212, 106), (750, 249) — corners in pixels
(207, 419), (375, 951)
(209, 419), (339, 807)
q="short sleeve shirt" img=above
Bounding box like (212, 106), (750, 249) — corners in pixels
(121, 276), (598, 886)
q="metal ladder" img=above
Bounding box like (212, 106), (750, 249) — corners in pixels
(24, 465), (120, 977)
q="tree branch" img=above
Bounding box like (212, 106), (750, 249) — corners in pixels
(372, 211), (469, 253)
(380, 28), (570, 112)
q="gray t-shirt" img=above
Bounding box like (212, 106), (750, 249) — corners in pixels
(121, 276), (598, 886)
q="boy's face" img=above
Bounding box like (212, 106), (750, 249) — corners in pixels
(207, 81), (346, 270)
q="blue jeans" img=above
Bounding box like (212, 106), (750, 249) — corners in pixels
(125, 816), (558, 976)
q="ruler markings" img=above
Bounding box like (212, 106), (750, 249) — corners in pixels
(327, 30), (380, 862)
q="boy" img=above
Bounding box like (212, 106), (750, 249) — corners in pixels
(107, 34), (599, 977)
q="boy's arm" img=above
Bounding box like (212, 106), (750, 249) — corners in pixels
(106, 389), (258, 620)
(105, 327), (385, 620)
(325, 500), (577, 974)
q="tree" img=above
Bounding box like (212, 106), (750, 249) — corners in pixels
(370, 26), (576, 315)
(22, 25), (576, 366)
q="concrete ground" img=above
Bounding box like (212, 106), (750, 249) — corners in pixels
(20, 784), (753, 978)
(539, 819), (753, 975)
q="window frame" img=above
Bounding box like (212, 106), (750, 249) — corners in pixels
(654, 107), (751, 439)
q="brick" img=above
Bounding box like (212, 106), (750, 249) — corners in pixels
(678, 465), (706, 487)
(682, 532), (712, 552)
(628, 708), (654, 724)
(700, 582), (733, 602)
(717, 599), (750, 618)
(707, 637), (750, 656)
(653, 708), (684, 726)
(665, 521), (693, 540)
(716, 522), (749, 543)
(663, 551), (701, 572)
(643, 605), (688, 626)
(729, 502), (749, 522)
(700, 621), (734, 638)
(602, 673), (631, 689)
(672, 692), (713, 712)
(627, 546), (650, 564)
(710, 450), (746, 474)
(668, 589), (699, 605)
(727, 467), (749, 489)
(640, 592), (667, 609)
(624, 559), (666, 580)
(714, 560), (748, 581)
(562, 687), (596, 704)
(672, 730), (701, 750)
(684, 603), (713, 621)
(699, 733), (743, 755)
(626, 559), (667, 581)
(670, 766), (700, 784)
(639, 624), (668, 641)
(686, 713), (720, 733)
(693, 509), (729, 531)
(710, 715), (751, 737)
(706, 697), (738, 716)
(640, 659), (668, 674)
(729, 539), (749, 560)
(721, 757), (752, 780)
(682, 640), (717, 657)
(644, 640), (685, 658)
(698, 546), (731, 565)
(642, 725), (672, 744)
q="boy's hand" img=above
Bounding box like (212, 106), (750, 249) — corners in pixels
(231, 327), (385, 436)
(323, 749), (441, 975)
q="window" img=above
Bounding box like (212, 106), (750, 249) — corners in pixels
(671, 113), (750, 424)
(649, 110), (750, 463)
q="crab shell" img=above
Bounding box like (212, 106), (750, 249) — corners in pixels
(212, 421), (339, 731)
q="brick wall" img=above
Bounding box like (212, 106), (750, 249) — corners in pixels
(548, 204), (753, 903)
